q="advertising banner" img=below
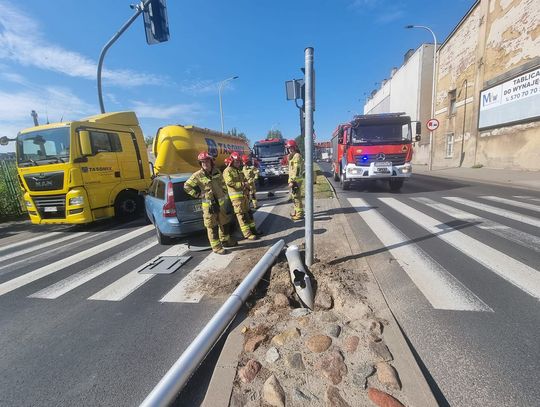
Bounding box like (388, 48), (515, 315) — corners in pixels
(479, 67), (540, 129)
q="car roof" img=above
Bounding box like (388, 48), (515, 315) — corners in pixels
(154, 173), (193, 182)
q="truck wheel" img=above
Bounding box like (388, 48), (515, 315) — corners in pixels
(115, 191), (141, 220)
(340, 172), (350, 190)
(389, 178), (404, 192)
(155, 223), (172, 245)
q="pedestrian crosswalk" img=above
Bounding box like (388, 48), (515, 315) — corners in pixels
(0, 203), (278, 305)
(347, 194), (540, 311)
(0, 196), (538, 309)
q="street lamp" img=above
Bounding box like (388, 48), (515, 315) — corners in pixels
(405, 24), (438, 170)
(218, 76), (239, 134)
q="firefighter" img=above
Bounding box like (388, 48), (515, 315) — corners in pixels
(242, 154), (259, 209)
(223, 152), (258, 240)
(286, 139), (304, 220)
(184, 152), (237, 254)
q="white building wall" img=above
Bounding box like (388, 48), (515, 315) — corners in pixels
(363, 44), (434, 164)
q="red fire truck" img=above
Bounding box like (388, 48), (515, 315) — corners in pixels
(331, 113), (421, 191)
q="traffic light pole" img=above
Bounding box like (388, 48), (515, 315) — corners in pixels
(97, 0), (152, 113)
(304, 47), (314, 267)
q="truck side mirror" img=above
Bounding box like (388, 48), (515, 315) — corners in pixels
(79, 130), (92, 156)
(0, 136), (10, 146)
(415, 122), (421, 135)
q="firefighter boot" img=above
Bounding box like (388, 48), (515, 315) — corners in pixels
(213, 247), (228, 255)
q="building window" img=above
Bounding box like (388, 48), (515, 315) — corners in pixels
(448, 90), (457, 116)
(446, 133), (454, 158)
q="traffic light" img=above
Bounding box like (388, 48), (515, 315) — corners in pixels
(143, 0), (170, 45)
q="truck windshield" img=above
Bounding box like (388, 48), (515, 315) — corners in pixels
(17, 127), (70, 167)
(351, 123), (411, 145)
(255, 143), (285, 158)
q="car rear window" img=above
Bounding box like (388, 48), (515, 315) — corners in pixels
(172, 181), (192, 202)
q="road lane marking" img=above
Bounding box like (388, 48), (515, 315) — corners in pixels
(481, 196), (540, 213)
(160, 251), (235, 303)
(348, 198), (491, 311)
(380, 198), (540, 300)
(443, 197), (540, 228)
(0, 231), (91, 265)
(88, 244), (189, 301)
(0, 225), (154, 296)
(513, 196), (540, 203)
(0, 232), (63, 253)
(413, 197), (540, 253)
(160, 205), (274, 303)
(29, 238), (158, 299)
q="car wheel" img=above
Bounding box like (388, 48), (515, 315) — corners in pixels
(389, 178), (404, 192)
(155, 223), (172, 245)
(340, 171), (350, 190)
(115, 191), (141, 220)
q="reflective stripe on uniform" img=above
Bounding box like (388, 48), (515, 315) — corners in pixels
(229, 193), (244, 200)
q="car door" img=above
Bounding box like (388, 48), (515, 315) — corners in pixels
(145, 178), (159, 222)
(80, 130), (121, 211)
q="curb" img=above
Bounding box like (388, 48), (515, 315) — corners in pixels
(335, 200), (438, 407)
(202, 310), (246, 407)
(414, 169), (540, 192)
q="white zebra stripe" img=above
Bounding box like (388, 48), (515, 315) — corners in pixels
(88, 244), (189, 301)
(443, 197), (540, 228)
(0, 225), (154, 296)
(482, 196), (540, 213)
(380, 198), (540, 300)
(30, 238), (158, 299)
(348, 198), (491, 311)
(412, 197), (540, 253)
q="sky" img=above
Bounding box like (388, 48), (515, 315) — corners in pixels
(0, 0), (475, 153)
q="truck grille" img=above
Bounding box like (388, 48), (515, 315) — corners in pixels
(355, 153), (406, 166)
(32, 195), (66, 219)
(24, 171), (64, 191)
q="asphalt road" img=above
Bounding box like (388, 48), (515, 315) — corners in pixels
(0, 180), (288, 407)
(319, 161), (540, 407)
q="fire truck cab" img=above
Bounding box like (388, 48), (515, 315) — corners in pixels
(331, 113), (421, 192)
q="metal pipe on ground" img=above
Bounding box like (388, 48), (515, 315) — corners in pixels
(285, 245), (314, 310)
(139, 239), (286, 407)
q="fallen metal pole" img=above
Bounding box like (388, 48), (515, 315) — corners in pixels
(285, 245), (314, 310)
(140, 239), (286, 407)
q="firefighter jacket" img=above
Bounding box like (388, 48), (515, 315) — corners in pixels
(223, 166), (247, 201)
(242, 165), (258, 183)
(184, 167), (228, 211)
(288, 152), (304, 183)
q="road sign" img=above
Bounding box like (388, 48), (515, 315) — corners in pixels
(426, 118), (439, 131)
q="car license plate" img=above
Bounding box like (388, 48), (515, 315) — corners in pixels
(44, 206), (57, 212)
(376, 167), (391, 173)
(374, 161), (392, 167)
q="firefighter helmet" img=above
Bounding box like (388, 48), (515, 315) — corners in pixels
(230, 151), (241, 161)
(241, 154), (250, 164)
(224, 157), (232, 166)
(285, 140), (298, 149)
(197, 151), (213, 161)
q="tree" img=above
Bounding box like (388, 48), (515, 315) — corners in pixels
(227, 128), (249, 143)
(266, 129), (283, 140)
(144, 136), (154, 147)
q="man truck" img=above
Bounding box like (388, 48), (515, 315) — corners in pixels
(252, 138), (288, 183)
(331, 113), (421, 192)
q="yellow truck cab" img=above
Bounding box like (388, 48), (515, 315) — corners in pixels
(153, 124), (250, 175)
(16, 111), (152, 224)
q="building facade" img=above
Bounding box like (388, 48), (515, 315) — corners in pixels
(433, 0), (540, 170)
(364, 44), (435, 165)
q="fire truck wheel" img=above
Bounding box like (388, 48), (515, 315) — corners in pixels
(115, 191), (141, 220)
(389, 178), (404, 192)
(340, 172), (350, 190)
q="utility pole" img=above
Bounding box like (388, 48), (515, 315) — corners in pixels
(304, 47), (314, 267)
